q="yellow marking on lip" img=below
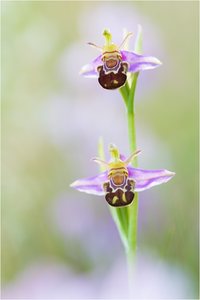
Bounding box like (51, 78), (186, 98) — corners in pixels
(112, 196), (118, 204)
(122, 193), (127, 203)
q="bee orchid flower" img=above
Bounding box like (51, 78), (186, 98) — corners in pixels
(70, 145), (175, 207)
(80, 29), (162, 90)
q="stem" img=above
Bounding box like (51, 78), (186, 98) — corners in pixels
(125, 72), (139, 297)
(127, 111), (136, 151)
(127, 82), (138, 252)
(127, 73), (139, 250)
(121, 25), (142, 297)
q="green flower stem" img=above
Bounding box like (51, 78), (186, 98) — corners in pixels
(118, 26), (142, 295)
(126, 24), (142, 262)
(125, 73), (139, 297)
(127, 72), (139, 256)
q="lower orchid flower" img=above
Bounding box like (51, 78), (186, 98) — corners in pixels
(70, 145), (175, 207)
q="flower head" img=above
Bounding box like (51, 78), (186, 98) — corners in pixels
(80, 29), (162, 90)
(70, 145), (175, 207)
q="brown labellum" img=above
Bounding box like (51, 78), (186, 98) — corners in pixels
(103, 179), (135, 207)
(97, 62), (128, 90)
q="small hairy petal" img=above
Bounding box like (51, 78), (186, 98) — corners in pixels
(70, 171), (108, 195)
(127, 166), (175, 192)
(80, 55), (103, 77)
(121, 50), (162, 73)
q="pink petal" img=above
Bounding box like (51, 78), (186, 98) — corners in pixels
(80, 55), (102, 78)
(121, 50), (162, 73)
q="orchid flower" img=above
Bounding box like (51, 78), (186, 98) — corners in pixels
(80, 29), (162, 90)
(71, 145), (175, 207)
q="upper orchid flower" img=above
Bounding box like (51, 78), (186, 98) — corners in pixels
(80, 29), (162, 90)
(70, 145), (175, 207)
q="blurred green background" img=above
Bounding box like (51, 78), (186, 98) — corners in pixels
(2, 1), (199, 299)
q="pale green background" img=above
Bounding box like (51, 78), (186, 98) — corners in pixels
(2, 1), (199, 299)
